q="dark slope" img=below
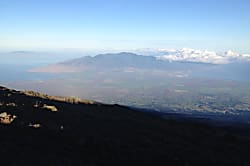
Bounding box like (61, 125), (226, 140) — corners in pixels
(1, 86), (250, 166)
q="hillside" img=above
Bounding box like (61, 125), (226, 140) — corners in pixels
(1, 85), (250, 165)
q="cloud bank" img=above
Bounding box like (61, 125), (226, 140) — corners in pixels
(156, 48), (250, 64)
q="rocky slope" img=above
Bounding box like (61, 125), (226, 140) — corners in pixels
(1, 85), (250, 166)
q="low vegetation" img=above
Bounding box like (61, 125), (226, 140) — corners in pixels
(42, 104), (58, 112)
(0, 112), (17, 124)
(23, 90), (95, 104)
(28, 123), (42, 128)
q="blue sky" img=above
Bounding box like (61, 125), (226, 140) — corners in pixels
(0, 0), (250, 52)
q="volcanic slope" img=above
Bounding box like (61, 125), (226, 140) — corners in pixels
(0, 85), (250, 166)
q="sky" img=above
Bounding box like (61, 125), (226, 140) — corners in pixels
(0, 0), (250, 52)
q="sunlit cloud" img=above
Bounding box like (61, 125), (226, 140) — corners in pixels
(156, 48), (250, 64)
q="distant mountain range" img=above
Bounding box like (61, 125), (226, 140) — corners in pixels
(31, 52), (214, 73)
(31, 52), (250, 82)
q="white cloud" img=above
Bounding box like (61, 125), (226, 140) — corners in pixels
(156, 48), (250, 64)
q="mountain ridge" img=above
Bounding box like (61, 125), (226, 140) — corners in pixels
(30, 52), (250, 82)
(31, 52), (214, 73)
